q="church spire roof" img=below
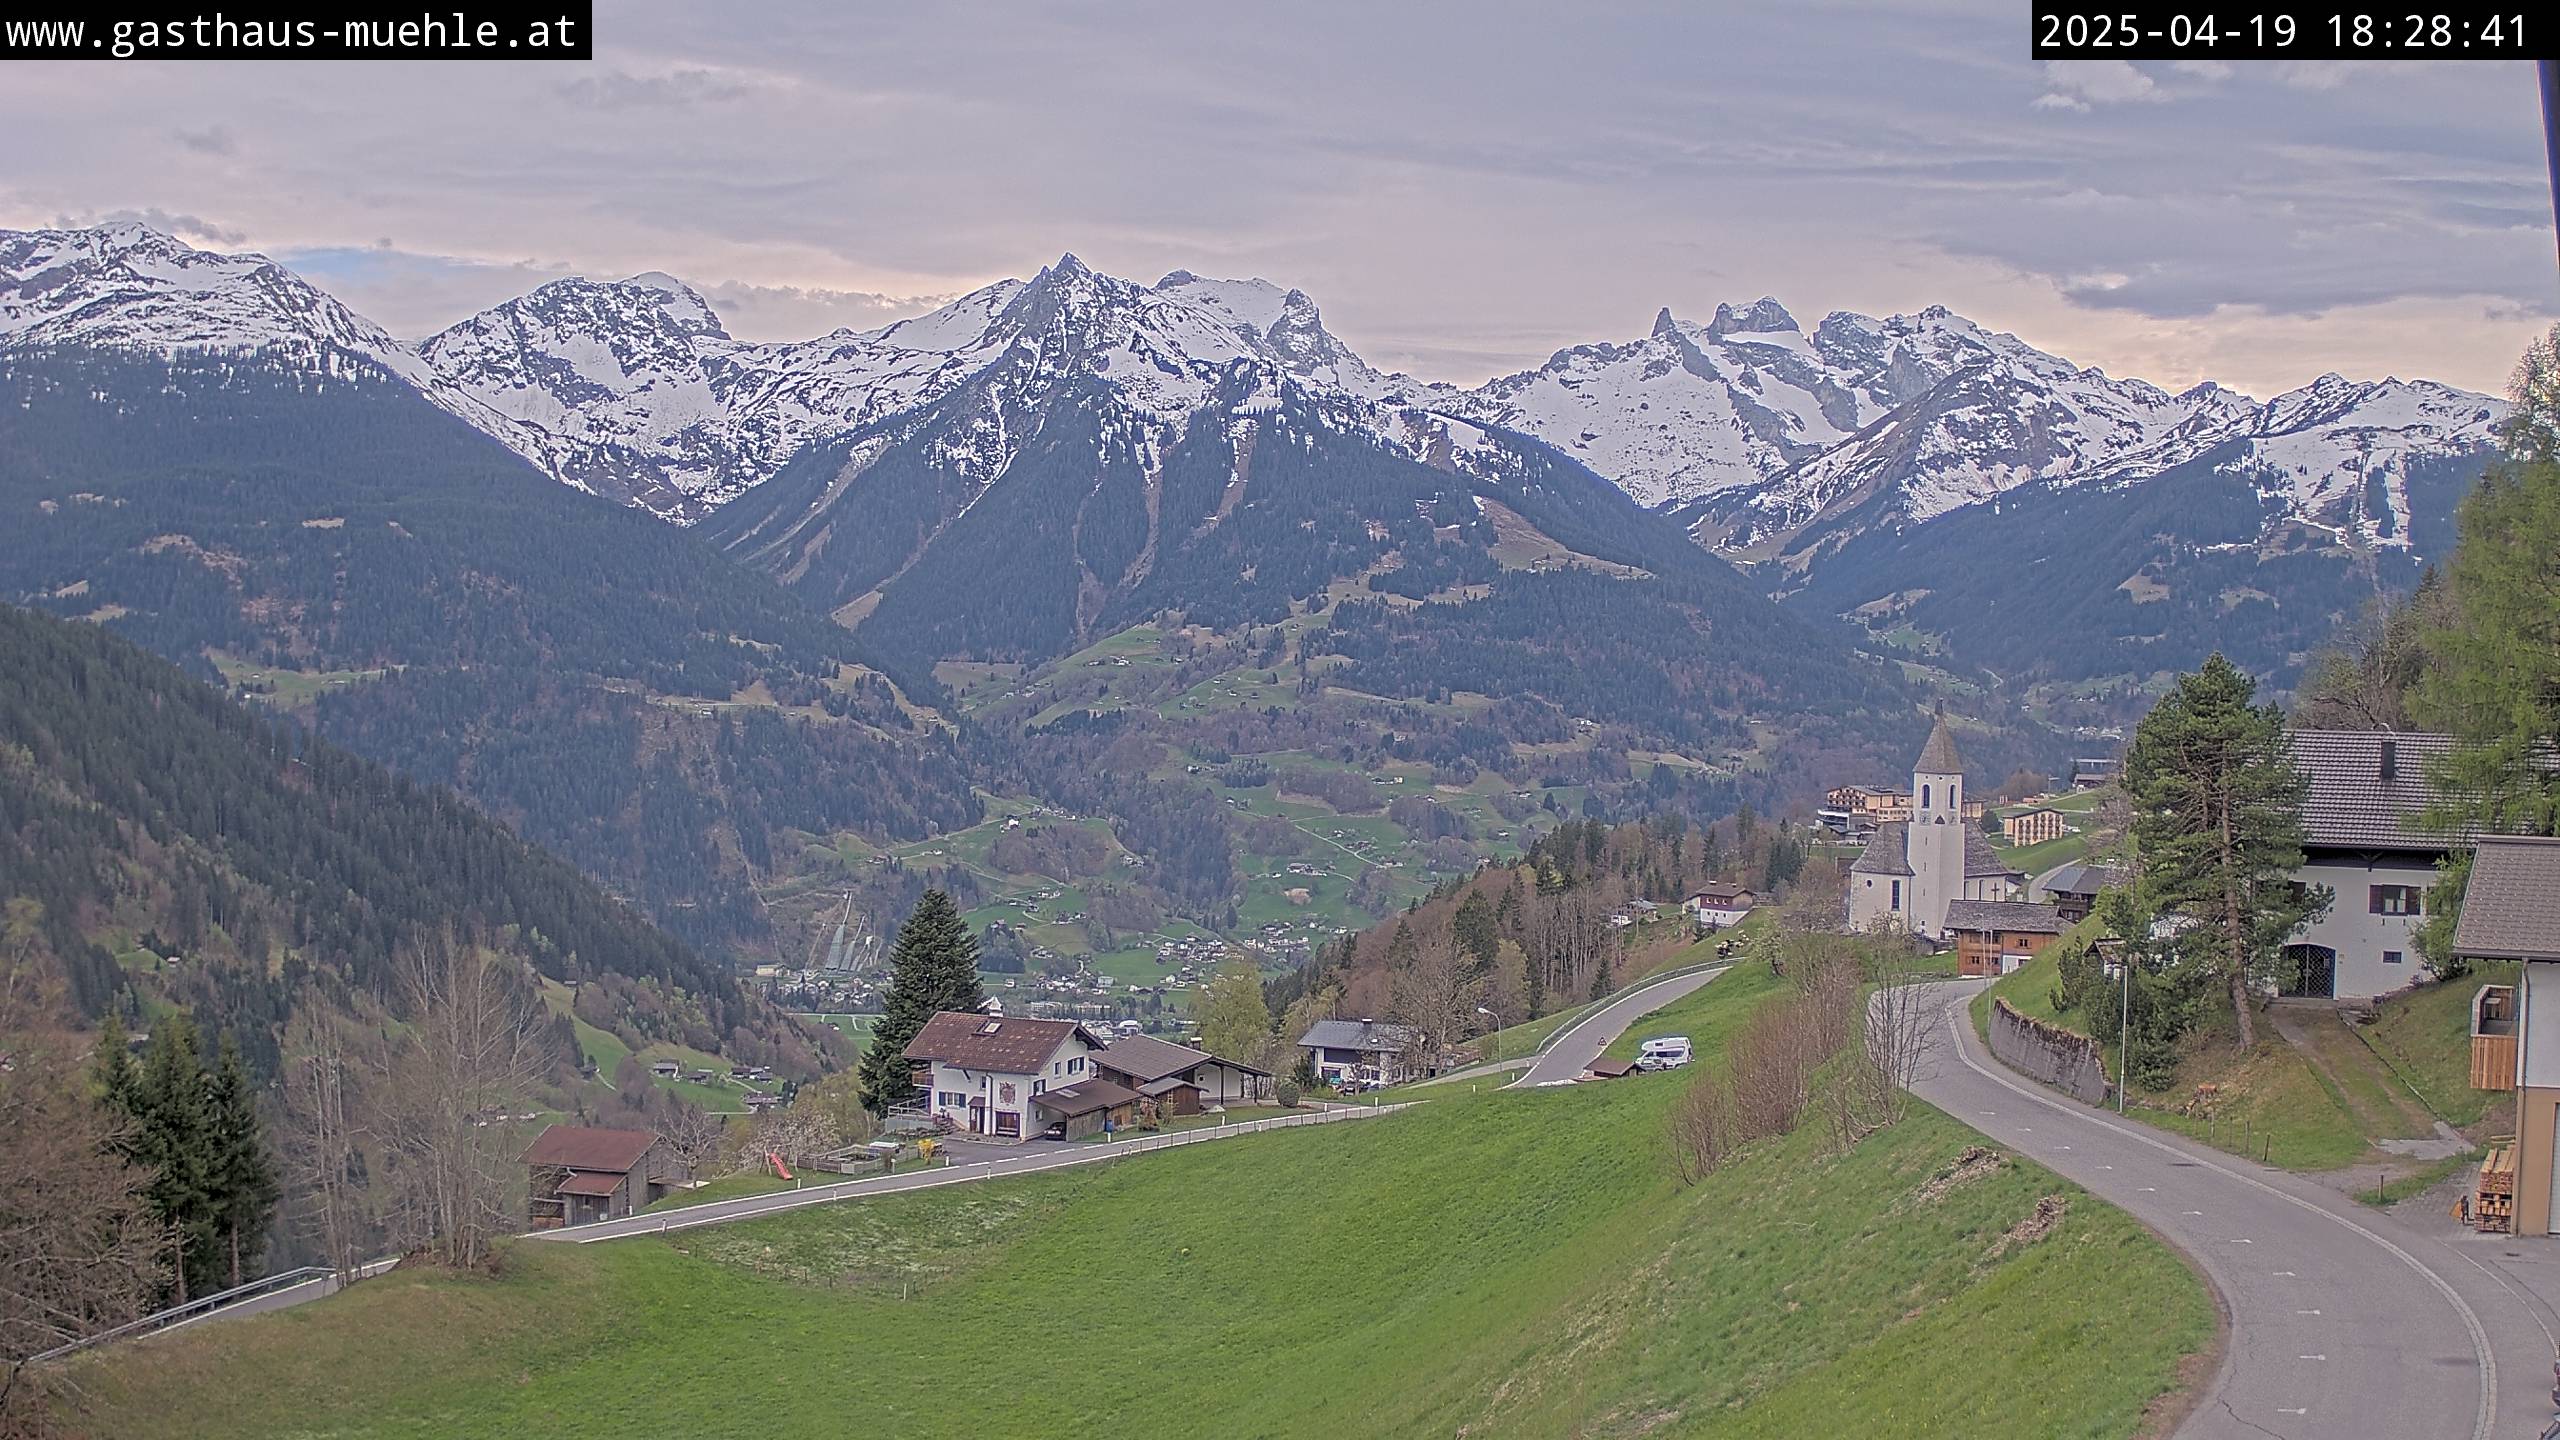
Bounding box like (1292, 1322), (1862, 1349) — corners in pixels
(1916, 711), (1964, 776)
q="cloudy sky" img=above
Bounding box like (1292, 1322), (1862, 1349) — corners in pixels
(6, 0), (2554, 396)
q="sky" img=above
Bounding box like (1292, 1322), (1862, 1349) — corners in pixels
(5, 0), (2556, 397)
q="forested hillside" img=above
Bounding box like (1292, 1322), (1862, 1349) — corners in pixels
(0, 602), (806, 1078)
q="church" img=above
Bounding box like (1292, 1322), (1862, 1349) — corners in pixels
(1845, 714), (2024, 941)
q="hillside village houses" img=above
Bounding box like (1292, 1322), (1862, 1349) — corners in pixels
(2280, 730), (2467, 1001)
(1297, 1018), (1427, 1087)
(902, 1011), (1271, 1140)
(2001, 806), (2069, 847)
(1845, 714), (2032, 941)
(1684, 883), (1756, 928)
(2457, 837), (2560, 1235)
(522, 1124), (689, 1227)
(1820, 780), (1987, 837)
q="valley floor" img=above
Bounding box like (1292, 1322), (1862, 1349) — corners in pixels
(58, 960), (2210, 1440)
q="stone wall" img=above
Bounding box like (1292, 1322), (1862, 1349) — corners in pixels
(1988, 998), (2110, 1106)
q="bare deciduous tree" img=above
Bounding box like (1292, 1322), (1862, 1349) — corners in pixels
(1389, 937), (1482, 1073)
(0, 908), (167, 1428)
(281, 1005), (368, 1284)
(371, 932), (550, 1271)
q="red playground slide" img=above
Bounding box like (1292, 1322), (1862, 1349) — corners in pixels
(767, 1152), (792, 1180)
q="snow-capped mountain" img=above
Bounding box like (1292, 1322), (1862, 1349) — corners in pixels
(1, 222), (2503, 560)
(0, 223), (538, 449)
(416, 255), (1418, 517)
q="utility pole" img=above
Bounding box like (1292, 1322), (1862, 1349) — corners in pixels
(2118, 951), (2131, 1114)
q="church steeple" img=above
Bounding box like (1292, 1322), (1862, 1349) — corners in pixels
(1916, 707), (1963, 777)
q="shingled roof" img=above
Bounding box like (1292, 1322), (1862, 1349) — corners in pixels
(2453, 836), (2560, 962)
(905, 1012), (1103, 1073)
(1096, 1031), (1270, 1082)
(1851, 823), (1913, 876)
(520, 1125), (659, 1174)
(1030, 1077), (1140, 1118)
(2285, 730), (2462, 852)
(1964, 829), (2020, 879)
(1944, 900), (2068, 936)
(1916, 713), (1965, 776)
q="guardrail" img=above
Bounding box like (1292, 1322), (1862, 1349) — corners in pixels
(27, 1266), (340, 1364)
(37, 1101), (1418, 1361)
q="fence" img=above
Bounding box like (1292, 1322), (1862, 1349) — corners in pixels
(1987, 998), (2111, 1106)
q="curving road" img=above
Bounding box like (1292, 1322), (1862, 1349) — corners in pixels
(1911, 980), (2557, 1440)
(1512, 964), (1728, 1087)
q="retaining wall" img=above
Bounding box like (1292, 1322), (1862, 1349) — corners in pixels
(1988, 997), (2111, 1106)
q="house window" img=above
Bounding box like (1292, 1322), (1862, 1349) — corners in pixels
(2369, 885), (2423, 917)
(1891, 880), (1902, 908)
(1032, 1079), (1046, 1095)
(2384, 950), (2405, 966)
(1068, 1056), (1085, 1074)
(936, 1091), (967, 1107)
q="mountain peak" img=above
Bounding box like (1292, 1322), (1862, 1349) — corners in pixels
(616, 270), (727, 339)
(1650, 307), (1681, 340)
(1705, 297), (1798, 338)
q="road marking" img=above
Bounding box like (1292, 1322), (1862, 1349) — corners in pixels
(2231, 1237), (2253, 1244)
(2279, 1407), (2308, 1416)
(2138, 1186), (2158, 1192)
(2182, 1209), (2204, 1216)
(1924, 995), (2498, 1440)
(2274, 1271), (2298, 1277)
(2300, 1355), (2327, 1362)
(2296, 1309), (2321, 1316)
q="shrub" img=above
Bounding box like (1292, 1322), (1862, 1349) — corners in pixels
(1274, 1078), (1302, 1109)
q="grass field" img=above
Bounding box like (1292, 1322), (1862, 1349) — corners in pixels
(63, 957), (2210, 1440)
(1976, 950), (2508, 1173)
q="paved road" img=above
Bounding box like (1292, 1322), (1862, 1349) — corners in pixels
(535, 1102), (1412, 1244)
(1513, 964), (1728, 1086)
(1912, 980), (2556, 1440)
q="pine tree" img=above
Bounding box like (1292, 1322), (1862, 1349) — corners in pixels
(2122, 654), (2323, 1048)
(92, 1004), (136, 1110)
(126, 1015), (221, 1304)
(205, 1033), (279, 1290)
(1451, 893), (1499, 974)
(857, 891), (987, 1114)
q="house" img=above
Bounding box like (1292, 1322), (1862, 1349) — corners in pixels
(1684, 883), (1757, 928)
(1819, 783), (1985, 837)
(904, 1011), (1111, 1140)
(1581, 1056), (1640, 1081)
(1846, 715), (2022, 942)
(2001, 807), (2070, 847)
(647, 1060), (680, 1079)
(1093, 1031), (1272, 1110)
(1298, 1018), (1425, 1086)
(1944, 900), (2070, 977)
(2071, 757), (2120, 789)
(2453, 837), (2560, 1234)
(2038, 860), (2126, 923)
(523, 1125), (686, 1227)
(2281, 731), (2463, 1001)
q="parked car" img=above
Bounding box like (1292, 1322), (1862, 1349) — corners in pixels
(1635, 1036), (1693, 1071)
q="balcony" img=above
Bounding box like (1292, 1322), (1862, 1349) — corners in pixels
(2471, 984), (2518, 1093)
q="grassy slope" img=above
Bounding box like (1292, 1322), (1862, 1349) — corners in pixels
(1975, 952), (2510, 1172)
(65, 964), (2209, 1440)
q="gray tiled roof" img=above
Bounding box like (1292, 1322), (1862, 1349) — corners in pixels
(2453, 836), (2560, 961)
(1916, 714), (1965, 776)
(1851, 824), (1912, 876)
(2285, 730), (2462, 852)
(1964, 828), (2020, 878)
(2042, 860), (2127, 897)
(1298, 1019), (1419, 1053)
(1944, 900), (2069, 936)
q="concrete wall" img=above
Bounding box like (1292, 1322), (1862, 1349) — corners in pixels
(1988, 998), (2111, 1106)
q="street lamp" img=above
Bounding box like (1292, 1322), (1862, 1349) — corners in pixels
(1476, 1006), (1499, 1067)
(2116, 950), (2132, 1115)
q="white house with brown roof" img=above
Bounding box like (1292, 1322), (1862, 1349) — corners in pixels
(904, 1011), (1109, 1140)
(1846, 715), (2021, 942)
(1091, 1032), (1271, 1111)
(2281, 731), (2462, 1001)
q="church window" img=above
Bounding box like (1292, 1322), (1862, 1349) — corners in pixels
(1890, 880), (1902, 908)
(1920, 784), (1931, 808)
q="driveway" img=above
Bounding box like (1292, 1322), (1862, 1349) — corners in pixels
(1512, 965), (1728, 1087)
(1910, 980), (2555, 1440)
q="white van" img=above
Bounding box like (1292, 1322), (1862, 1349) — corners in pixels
(1635, 1036), (1693, 1071)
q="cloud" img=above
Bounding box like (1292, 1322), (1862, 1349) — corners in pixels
(2169, 60), (2232, 81)
(2033, 60), (2165, 111)
(555, 67), (767, 110)
(688, 278), (958, 337)
(53, 206), (246, 245)
(173, 125), (236, 155)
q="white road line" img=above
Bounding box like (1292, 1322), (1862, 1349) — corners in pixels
(1930, 1001), (2497, 1440)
